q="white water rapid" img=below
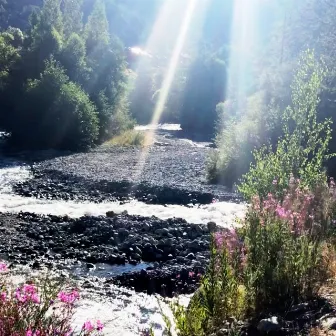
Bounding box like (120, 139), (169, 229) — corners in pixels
(0, 154), (245, 335)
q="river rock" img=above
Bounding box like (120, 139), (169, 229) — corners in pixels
(106, 211), (115, 217)
(257, 316), (281, 333)
(320, 316), (336, 330)
(207, 221), (217, 232)
(186, 252), (195, 260)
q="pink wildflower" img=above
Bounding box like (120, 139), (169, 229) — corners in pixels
(16, 288), (27, 303)
(0, 263), (7, 272)
(58, 290), (79, 304)
(0, 292), (6, 301)
(252, 195), (261, 211)
(215, 228), (242, 260)
(82, 320), (94, 332)
(214, 232), (224, 248)
(188, 271), (195, 277)
(276, 205), (289, 219)
(15, 284), (40, 304)
(26, 331), (40, 336)
(31, 293), (40, 304)
(23, 284), (37, 295)
(272, 179), (277, 185)
(96, 320), (104, 331)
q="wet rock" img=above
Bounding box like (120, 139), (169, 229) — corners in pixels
(186, 252), (195, 260)
(257, 316), (281, 333)
(82, 280), (95, 289)
(86, 263), (95, 269)
(207, 221), (217, 232)
(32, 261), (41, 269)
(320, 316), (336, 330)
(106, 211), (115, 217)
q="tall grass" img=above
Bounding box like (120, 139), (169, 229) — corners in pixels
(104, 129), (145, 147)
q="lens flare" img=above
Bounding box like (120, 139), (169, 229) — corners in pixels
(132, 0), (197, 182)
(226, 0), (258, 107)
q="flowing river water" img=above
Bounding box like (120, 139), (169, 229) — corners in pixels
(0, 130), (246, 335)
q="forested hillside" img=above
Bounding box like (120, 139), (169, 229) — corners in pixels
(0, 0), (335, 174)
(209, 0), (336, 186)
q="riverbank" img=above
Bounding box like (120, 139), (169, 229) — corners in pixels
(0, 126), (244, 335)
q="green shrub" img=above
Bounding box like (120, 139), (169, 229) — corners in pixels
(207, 91), (281, 187)
(170, 177), (336, 336)
(8, 58), (99, 150)
(239, 50), (333, 200)
(0, 262), (104, 335)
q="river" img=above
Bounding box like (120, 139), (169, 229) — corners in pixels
(0, 127), (245, 335)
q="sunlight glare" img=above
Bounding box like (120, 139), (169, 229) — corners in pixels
(226, 0), (259, 110)
(132, 0), (197, 182)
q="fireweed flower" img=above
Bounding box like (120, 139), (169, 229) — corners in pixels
(23, 284), (37, 295)
(214, 232), (224, 249)
(16, 284), (40, 304)
(16, 288), (27, 303)
(82, 320), (94, 332)
(31, 293), (40, 304)
(252, 195), (261, 211)
(214, 228), (246, 266)
(26, 331), (40, 336)
(58, 290), (79, 304)
(0, 263), (7, 272)
(0, 292), (6, 301)
(96, 320), (104, 331)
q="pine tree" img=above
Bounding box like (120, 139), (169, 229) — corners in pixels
(63, 0), (83, 38)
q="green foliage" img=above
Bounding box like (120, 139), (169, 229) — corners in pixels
(0, 0), (132, 151)
(63, 0), (83, 38)
(8, 58), (99, 150)
(239, 50), (332, 200)
(208, 92), (278, 186)
(104, 129), (143, 148)
(180, 49), (227, 136)
(0, 261), (104, 335)
(58, 32), (88, 82)
(171, 180), (335, 336)
(171, 236), (246, 336)
(85, 0), (109, 53)
(0, 29), (21, 73)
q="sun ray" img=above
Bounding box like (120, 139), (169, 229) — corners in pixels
(226, 0), (258, 110)
(131, 0), (198, 182)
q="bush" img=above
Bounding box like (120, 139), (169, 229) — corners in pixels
(0, 0), (132, 151)
(0, 262), (104, 335)
(207, 92), (281, 187)
(7, 59), (99, 151)
(239, 50), (332, 200)
(169, 178), (336, 336)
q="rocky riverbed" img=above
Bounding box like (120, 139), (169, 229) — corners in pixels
(0, 211), (214, 296)
(0, 126), (245, 335)
(0, 126), (335, 335)
(12, 127), (240, 205)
